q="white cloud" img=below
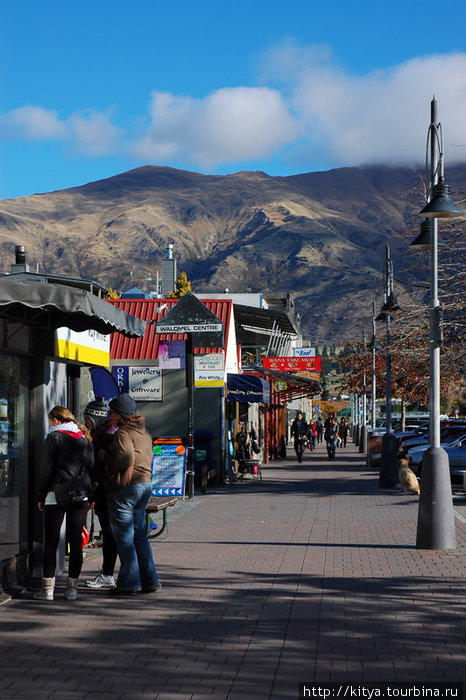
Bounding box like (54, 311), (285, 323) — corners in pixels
(132, 87), (300, 166)
(262, 44), (466, 167)
(2, 48), (466, 172)
(68, 110), (123, 157)
(0, 105), (68, 140)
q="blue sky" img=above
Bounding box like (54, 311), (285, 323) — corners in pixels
(1, 0), (466, 199)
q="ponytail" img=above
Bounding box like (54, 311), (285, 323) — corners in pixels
(48, 405), (92, 442)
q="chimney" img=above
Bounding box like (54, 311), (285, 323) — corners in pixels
(161, 244), (177, 295)
(11, 245), (30, 274)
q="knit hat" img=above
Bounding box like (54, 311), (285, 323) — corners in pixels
(84, 397), (109, 430)
(109, 393), (137, 417)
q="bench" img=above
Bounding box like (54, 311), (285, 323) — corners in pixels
(145, 496), (178, 538)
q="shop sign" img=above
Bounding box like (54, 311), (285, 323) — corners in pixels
(55, 327), (110, 366)
(293, 347), (316, 357)
(274, 380), (288, 392)
(263, 356), (322, 372)
(113, 365), (163, 401)
(194, 353), (224, 387)
(151, 441), (186, 496)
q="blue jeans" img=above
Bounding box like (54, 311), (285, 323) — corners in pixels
(107, 482), (159, 591)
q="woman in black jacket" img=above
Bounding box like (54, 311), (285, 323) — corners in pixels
(34, 406), (94, 601)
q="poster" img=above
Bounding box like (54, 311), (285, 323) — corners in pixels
(151, 441), (187, 496)
(158, 340), (186, 369)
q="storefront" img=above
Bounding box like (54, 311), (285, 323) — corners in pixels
(0, 277), (145, 598)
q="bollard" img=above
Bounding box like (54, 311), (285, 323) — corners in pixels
(359, 425), (367, 454)
(379, 433), (399, 488)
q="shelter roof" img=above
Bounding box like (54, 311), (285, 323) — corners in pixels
(109, 297), (233, 359)
(0, 278), (145, 337)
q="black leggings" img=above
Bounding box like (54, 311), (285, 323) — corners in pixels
(95, 500), (118, 576)
(43, 503), (88, 578)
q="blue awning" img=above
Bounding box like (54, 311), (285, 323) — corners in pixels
(226, 373), (270, 403)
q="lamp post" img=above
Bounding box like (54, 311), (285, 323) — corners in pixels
(378, 244), (400, 488)
(359, 331), (368, 453)
(368, 302), (380, 429)
(410, 97), (462, 550)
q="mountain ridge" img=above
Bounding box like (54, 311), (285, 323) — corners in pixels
(1, 163), (464, 342)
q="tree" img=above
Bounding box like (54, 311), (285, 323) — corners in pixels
(168, 272), (192, 298)
(106, 286), (120, 299)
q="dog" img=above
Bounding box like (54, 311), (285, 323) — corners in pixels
(398, 458), (420, 495)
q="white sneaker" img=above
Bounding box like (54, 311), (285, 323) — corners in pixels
(85, 574), (116, 589)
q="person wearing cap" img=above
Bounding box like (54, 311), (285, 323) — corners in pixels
(105, 393), (160, 596)
(83, 397), (119, 590)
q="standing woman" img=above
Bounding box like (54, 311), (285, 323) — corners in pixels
(35, 406), (94, 601)
(105, 394), (160, 596)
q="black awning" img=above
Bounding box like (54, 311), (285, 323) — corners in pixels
(0, 278), (146, 337)
(226, 373), (270, 403)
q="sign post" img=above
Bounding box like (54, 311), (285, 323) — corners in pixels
(155, 293), (223, 499)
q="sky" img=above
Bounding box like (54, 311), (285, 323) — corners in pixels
(1, 0), (466, 199)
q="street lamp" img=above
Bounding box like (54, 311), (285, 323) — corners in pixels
(410, 97), (463, 550)
(377, 244), (400, 488)
(367, 301), (382, 429)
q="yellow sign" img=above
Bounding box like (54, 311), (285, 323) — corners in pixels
(55, 328), (110, 367)
(274, 380), (288, 392)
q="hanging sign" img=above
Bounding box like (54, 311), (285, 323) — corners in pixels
(263, 356), (322, 372)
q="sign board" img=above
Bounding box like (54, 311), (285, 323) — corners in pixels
(158, 340), (186, 369)
(293, 347), (316, 357)
(55, 328), (110, 366)
(194, 353), (224, 387)
(151, 441), (187, 496)
(154, 292), (224, 348)
(157, 322), (222, 333)
(263, 356), (322, 372)
(113, 366), (163, 401)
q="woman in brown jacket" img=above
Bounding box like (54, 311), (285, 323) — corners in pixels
(105, 394), (160, 597)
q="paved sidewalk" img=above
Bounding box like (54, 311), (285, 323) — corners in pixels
(1, 442), (465, 700)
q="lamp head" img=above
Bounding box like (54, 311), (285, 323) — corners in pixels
(419, 179), (463, 219)
(409, 219), (446, 249)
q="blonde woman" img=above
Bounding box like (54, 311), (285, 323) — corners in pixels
(34, 406), (94, 601)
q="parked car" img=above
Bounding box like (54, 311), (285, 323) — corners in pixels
(408, 432), (466, 484)
(399, 424), (466, 457)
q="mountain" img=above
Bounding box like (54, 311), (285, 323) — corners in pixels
(0, 164), (464, 342)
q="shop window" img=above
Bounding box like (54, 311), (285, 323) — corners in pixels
(0, 355), (28, 560)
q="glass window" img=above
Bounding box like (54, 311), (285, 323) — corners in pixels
(0, 354), (28, 560)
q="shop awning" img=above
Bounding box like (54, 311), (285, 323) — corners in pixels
(226, 373), (270, 403)
(249, 366), (322, 400)
(0, 278), (146, 337)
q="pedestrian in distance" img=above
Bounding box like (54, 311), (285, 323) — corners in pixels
(105, 393), (160, 597)
(338, 417), (349, 448)
(324, 417), (339, 460)
(308, 418), (318, 451)
(316, 417), (324, 444)
(290, 410), (309, 463)
(34, 406), (94, 601)
(83, 397), (119, 590)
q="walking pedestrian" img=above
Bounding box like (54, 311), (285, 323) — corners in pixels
(34, 406), (94, 601)
(324, 417), (339, 460)
(316, 417), (324, 444)
(83, 397), (119, 590)
(105, 394), (160, 597)
(290, 411), (309, 463)
(339, 417), (349, 448)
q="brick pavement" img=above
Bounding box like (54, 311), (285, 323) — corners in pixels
(0, 441), (465, 700)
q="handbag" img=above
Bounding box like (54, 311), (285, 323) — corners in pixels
(54, 469), (92, 506)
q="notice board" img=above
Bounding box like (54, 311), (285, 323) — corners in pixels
(151, 438), (187, 496)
